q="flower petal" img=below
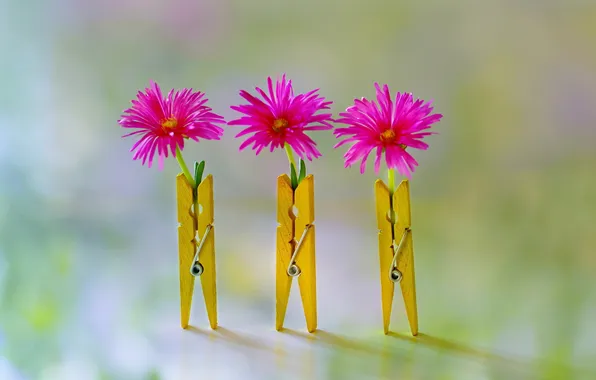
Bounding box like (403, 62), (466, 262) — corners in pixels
(119, 81), (226, 168)
(228, 75), (333, 160)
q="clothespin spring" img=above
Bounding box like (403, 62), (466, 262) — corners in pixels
(190, 224), (213, 277)
(389, 228), (410, 283)
(287, 224), (312, 277)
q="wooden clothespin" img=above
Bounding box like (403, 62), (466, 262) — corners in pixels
(275, 174), (317, 333)
(375, 179), (418, 336)
(177, 173), (217, 330)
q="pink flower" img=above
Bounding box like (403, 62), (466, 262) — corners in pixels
(118, 81), (225, 169)
(228, 75), (333, 160)
(334, 83), (442, 178)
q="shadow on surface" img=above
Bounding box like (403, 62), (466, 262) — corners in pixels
(282, 328), (408, 359)
(389, 332), (596, 378)
(389, 331), (551, 377)
(186, 326), (274, 352)
(185, 327), (595, 378)
(389, 332), (510, 362)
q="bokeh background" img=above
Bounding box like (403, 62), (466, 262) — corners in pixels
(1, 0), (596, 379)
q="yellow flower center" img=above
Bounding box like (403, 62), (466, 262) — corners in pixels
(272, 118), (289, 132)
(161, 116), (178, 129)
(380, 129), (396, 143)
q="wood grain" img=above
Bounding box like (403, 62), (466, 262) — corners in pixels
(198, 174), (217, 329)
(374, 179), (394, 335)
(394, 179), (418, 336)
(177, 174), (195, 329)
(275, 174), (294, 331)
(295, 175), (317, 333)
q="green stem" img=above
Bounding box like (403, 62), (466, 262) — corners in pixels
(284, 143), (297, 170)
(387, 168), (397, 225)
(175, 146), (196, 189)
(388, 169), (396, 195)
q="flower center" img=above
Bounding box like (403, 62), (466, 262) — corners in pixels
(380, 129), (396, 143)
(161, 116), (178, 129)
(272, 118), (289, 132)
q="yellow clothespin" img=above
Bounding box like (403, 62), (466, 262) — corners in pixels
(275, 174), (317, 333)
(176, 173), (217, 330)
(375, 179), (418, 336)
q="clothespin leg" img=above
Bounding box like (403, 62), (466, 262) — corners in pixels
(295, 175), (317, 333)
(375, 179), (395, 334)
(198, 175), (217, 329)
(393, 180), (418, 336)
(177, 174), (196, 329)
(276, 175), (294, 331)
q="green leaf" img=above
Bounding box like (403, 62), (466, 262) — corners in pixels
(299, 159), (306, 182)
(290, 163), (298, 190)
(195, 160), (206, 185)
(192, 162), (199, 200)
(194, 162), (200, 184)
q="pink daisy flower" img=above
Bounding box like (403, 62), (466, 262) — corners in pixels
(228, 75), (333, 160)
(334, 83), (442, 178)
(118, 80), (225, 169)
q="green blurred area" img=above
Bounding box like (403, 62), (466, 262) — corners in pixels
(1, 0), (595, 379)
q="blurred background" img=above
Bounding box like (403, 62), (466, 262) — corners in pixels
(1, 0), (596, 379)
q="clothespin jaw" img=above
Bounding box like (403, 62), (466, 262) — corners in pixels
(276, 174), (317, 333)
(177, 173), (217, 330)
(375, 179), (418, 336)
